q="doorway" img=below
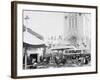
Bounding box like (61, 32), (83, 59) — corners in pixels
(30, 54), (38, 62)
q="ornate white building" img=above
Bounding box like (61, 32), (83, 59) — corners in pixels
(64, 13), (91, 50)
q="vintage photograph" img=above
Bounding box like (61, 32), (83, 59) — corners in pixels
(23, 10), (91, 70)
(11, 1), (97, 78)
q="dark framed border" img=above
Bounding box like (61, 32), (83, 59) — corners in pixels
(11, 1), (98, 79)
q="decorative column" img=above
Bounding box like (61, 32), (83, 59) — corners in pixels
(24, 47), (28, 69)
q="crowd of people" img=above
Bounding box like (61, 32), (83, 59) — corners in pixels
(23, 52), (91, 69)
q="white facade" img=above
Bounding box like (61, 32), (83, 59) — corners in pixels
(64, 13), (91, 50)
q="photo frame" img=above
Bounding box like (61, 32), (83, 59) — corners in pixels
(11, 1), (98, 78)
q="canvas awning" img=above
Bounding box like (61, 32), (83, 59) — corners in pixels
(23, 31), (45, 46)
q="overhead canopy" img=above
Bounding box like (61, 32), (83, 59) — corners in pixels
(51, 44), (75, 50)
(23, 31), (45, 46)
(23, 42), (46, 48)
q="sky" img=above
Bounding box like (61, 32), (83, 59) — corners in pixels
(23, 10), (91, 41)
(23, 10), (64, 39)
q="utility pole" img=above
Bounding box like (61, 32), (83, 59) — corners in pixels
(24, 15), (30, 69)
